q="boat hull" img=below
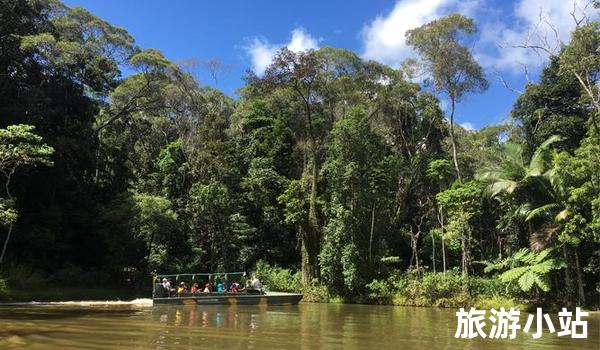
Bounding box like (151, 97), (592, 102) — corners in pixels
(153, 292), (303, 306)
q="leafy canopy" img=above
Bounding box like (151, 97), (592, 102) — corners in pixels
(0, 124), (54, 177)
(406, 13), (488, 102)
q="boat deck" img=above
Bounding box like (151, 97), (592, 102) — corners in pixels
(153, 291), (303, 306)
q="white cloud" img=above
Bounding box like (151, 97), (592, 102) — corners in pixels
(360, 0), (481, 67)
(245, 28), (319, 75)
(287, 28), (319, 52)
(361, 0), (451, 67)
(460, 122), (476, 131)
(360, 0), (597, 74)
(477, 0), (598, 73)
(245, 38), (278, 76)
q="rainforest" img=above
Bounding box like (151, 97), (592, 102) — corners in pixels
(0, 0), (598, 310)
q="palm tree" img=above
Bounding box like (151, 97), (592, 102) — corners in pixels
(522, 166), (569, 250)
(478, 135), (561, 198)
(477, 136), (560, 251)
(478, 135), (585, 304)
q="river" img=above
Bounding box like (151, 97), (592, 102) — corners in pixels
(0, 301), (598, 349)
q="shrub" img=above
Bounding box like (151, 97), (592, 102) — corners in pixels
(366, 279), (393, 303)
(366, 269), (522, 308)
(253, 260), (300, 292)
(474, 295), (526, 310)
(302, 282), (329, 302)
(0, 275), (9, 300)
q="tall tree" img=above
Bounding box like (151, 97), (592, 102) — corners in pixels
(320, 108), (396, 295)
(247, 48), (325, 284)
(406, 13), (488, 182)
(512, 58), (589, 154)
(0, 125), (54, 264)
(558, 22), (600, 144)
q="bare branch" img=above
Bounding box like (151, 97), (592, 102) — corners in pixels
(200, 58), (233, 86)
(570, 0), (592, 27)
(493, 68), (523, 95)
(518, 62), (531, 84)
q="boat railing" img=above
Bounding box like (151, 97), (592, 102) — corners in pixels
(152, 271), (260, 299)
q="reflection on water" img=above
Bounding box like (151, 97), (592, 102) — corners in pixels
(0, 302), (597, 349)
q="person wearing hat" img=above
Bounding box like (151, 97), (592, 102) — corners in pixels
(177, 282), (187, 295)
(162, 278), (171, 290)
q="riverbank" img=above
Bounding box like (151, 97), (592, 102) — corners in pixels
(255, 262), (599, 311)
(1, 268), (595, 311)
(2, 287), (597, 313)
(0, 287), (143, 303)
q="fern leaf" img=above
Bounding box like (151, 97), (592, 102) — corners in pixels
(535, 274), (551, 292)
(533, 248), (552, 263)
(500, 266), (528, 283)
(518, 271), (536, 292)
(512, 248), (529, 261)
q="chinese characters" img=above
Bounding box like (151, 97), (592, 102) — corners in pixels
(455, 307), (588, 339)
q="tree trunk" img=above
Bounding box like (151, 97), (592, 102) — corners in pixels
(562, 245), (574, 305)
(369, 202), (375, 262)
(0, 223), (13, 265)
(299, 85), (321, 285)
(431, 220), (436, 273)
(410, 213), (424, 276)
(301, 231), (320, 286)
(301, 142), (320, 285)
(461, 228), (470, 277)
(461, 233), (467, 276)
(439, 206), (447, 274)
(449, 98), (462, 183)
(574, 249), (586, 305)
(145, 231), (156, 273)
(0, 173), (14, 266)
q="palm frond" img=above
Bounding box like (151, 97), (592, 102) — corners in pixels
(487, 179), (518, 197)
(525, 203), (561, 222)
(529, 135), (562, 176)
(555, 209), (570, 222)
(515, 203), (532, 218)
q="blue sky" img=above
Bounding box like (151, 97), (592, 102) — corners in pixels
(63, 0), (596, 130)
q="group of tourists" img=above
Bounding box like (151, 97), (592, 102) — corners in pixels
(156, 275), (262, 297)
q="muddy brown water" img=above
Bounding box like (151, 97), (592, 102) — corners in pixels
(0, 301), (598, 349)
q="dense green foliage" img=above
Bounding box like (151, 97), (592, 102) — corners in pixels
(366, 269), (518, 309)
(0, 1), (598, 306)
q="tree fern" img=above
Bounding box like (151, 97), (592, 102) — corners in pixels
(488, 248), (565, 293)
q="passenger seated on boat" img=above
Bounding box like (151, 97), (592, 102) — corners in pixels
(251, 275), (262, 290)
(154, 281), (169, 298)
(239, 279), (251, 292)
(191, 283), (199, 294)
(240, 276), (262, 294)
(177, 282), (187, 295)
(216, 281), (225, 293)
(230, 281), (239, 293)
(160, 278), (175, 296)
(162, 278), (171, 290)
(203, 283), (211, 293)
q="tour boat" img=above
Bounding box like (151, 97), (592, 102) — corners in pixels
(152, 272), (303, 306)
